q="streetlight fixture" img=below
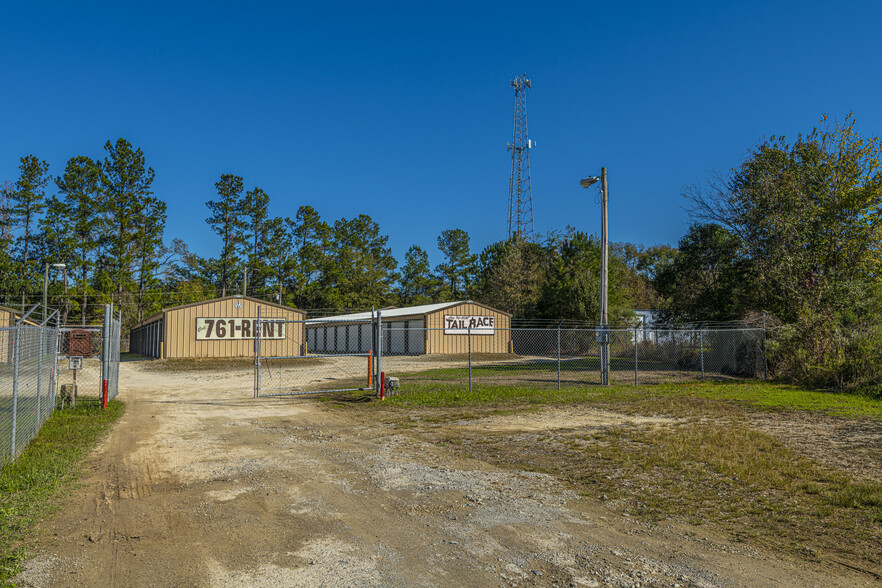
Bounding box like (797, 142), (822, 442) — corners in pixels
(580, 167), (609, 384)
(43, 263), (66, 323)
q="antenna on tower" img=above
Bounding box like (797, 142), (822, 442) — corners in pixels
(507, 74), (535, 241)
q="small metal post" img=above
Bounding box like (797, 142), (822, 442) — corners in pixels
(634, 325), (639, 386)
(468, 325), (472, 393)
(557, 323), (561, 391)
(10, 327), (21, 458)
(699, 328), (705, 381)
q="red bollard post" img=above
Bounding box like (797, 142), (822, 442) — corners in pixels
(102, 380), (108, 409)
(380, 371), (386, 400)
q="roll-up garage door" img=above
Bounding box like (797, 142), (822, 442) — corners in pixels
(360, 323), (372, 352)
(388, 322), (406, 354)
(347, 325), (358, 352)
(407, 320), (425, 354)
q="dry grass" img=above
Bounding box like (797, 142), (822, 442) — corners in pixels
(375, 394), (882, 576)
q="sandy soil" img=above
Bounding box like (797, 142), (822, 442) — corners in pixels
(14, 361), (876, 587)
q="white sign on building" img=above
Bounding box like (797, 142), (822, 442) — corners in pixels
(195, 318), (287, 340)
(443, 315), (495, 335)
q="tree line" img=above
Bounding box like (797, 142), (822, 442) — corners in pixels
(0, 139), (668, 326)
(2, 115), (879, 395)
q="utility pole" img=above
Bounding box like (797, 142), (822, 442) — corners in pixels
(600, 167), (609, 384)
(600, 167), (608, 328)
(580, 168), (610, 384)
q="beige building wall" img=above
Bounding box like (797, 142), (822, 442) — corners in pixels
(137, 296), (304, 359)
(424, 302), (512, 354)
(0, 307), (16, 363)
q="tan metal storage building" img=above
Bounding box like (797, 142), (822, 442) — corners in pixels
(306, 300), (512, 355)
(130, 295), (305, 359)
(0, 305), (41, 363)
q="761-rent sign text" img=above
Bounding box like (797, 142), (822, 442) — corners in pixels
(196, 318), (286, 340)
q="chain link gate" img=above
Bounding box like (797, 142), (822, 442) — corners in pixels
(253, 309), (378, 398)
(55, 305), (121, 406)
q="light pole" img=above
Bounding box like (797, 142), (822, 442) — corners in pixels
(43, 263), (66, 323)
(580, 167), (609, 384)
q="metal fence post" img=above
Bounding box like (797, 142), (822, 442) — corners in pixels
(254, 307), (261, 398)
(376, 311), (383, 397)
(10, 327), (20, 458)
(468, 324), (472, 393)
(557, 323), (561, 391)
(634, 325), (639, 386)
(51, 322), (60, 407)
(37, 328), (42, 423)
(699, 328), (705, 381)
(102, 304), (111, 408)
(762, 313), (769, 380)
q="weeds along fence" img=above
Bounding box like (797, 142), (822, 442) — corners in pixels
(1, 305), (122, 467)
(254, 313), (765, 397)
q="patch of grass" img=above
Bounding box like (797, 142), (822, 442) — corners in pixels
(0, 400), (125, 583)
(384, 380), (882, 418)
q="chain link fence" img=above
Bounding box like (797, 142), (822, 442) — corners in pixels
(1, 305), (122, 467)
(0, 321), (60, 466)
(254, 317), (765, 398)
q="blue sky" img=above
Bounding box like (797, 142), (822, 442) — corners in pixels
(2, 1), (880, 268)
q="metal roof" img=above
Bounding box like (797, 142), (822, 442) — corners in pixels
(305, 300), (503, 324)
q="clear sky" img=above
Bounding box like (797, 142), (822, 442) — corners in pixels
(2, 1), (880, 268)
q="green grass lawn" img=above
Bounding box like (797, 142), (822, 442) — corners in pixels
(383, 380), (882, 418)
(365, 380), (882, 572)
(0, 400), (125, 583)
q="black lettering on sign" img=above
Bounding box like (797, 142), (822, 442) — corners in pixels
(216, 319), (227, 338)
(263, 322), (275, 338)
(242, 320), (251, 337)
(205, 319), (215, 338)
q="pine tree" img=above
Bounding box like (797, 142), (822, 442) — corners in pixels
(100, 139), (156, 311)
(396, 245), (439, 305)
(240, 186), (270, 296)
(10, 155), (50, 307)
(435, 228), (476, 300)
(206, 174), (245, 297)
(44, 155), (103, 324)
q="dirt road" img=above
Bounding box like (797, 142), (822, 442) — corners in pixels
(15, 362), (872, 587)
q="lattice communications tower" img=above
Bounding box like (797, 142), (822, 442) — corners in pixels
(507, 74), (535, 240)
